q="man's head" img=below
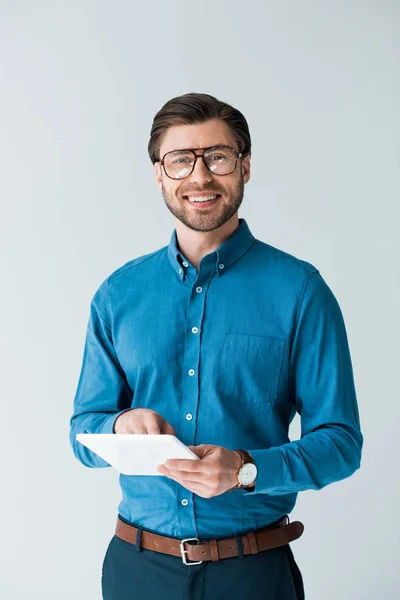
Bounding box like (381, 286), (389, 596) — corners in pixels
(149, 93), (251, 232)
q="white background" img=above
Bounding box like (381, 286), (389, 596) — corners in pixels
(0, 1), (399, 598)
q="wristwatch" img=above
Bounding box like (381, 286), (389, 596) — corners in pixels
(229, 449), (257, 492)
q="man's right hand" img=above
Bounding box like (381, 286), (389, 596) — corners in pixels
(113, 408), (177, 436)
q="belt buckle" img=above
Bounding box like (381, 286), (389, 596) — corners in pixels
(179, 537), (203, 566)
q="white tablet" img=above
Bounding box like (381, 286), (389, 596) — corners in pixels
(76, 433), (200, 475)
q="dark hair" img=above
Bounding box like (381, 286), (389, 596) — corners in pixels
(148, 92), (251, 164)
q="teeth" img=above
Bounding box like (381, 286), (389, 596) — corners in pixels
(188, 195), (217, 203)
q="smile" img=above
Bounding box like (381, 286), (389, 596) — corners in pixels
(183, 194), (221, 206)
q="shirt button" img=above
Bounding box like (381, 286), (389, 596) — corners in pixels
(179, 268), (183, 274)
(181, 499), (188, 506)
(219, 264), (224, 270)
(182, 261), (188, 267)
(191, 327), (199, 334)
(188, 369), (195, 376)
(186, 413), (193, 421)
(196, 286), (203, 293)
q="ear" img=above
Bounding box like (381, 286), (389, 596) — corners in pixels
(241, 154), (251, 184)
(154, 161), (163, 192)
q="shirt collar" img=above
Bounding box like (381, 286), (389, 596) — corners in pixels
(167, 218), (256, 281)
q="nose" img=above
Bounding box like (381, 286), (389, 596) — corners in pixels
(188, 155), (213, 185)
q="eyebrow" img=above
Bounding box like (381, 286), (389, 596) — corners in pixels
(167, 144), (232, 153)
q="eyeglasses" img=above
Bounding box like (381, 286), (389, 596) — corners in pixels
(158, 145), (244, 180)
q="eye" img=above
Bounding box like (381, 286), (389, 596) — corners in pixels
(208, 154), (226, 162)
(172, 157), (192, 164)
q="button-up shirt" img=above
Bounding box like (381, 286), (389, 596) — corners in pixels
(69, 218), (363, 540)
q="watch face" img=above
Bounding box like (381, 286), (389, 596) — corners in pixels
(238, 463), (257, 486)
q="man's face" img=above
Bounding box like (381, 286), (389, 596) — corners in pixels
(155, 119), (251, 232)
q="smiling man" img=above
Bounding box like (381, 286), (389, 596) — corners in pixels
(70, 92), (363, 600)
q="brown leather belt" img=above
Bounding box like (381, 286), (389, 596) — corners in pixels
(115, 514), (304, 565)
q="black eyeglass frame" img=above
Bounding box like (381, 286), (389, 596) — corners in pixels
(158, 144), (245, 180)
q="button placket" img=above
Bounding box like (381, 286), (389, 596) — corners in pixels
(178, 266), (214, 536)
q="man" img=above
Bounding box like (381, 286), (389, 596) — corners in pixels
(70, 92), (363, 600)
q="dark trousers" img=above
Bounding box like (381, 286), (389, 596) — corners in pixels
(102, 515), (305, 600)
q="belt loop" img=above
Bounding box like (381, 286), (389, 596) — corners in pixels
(209, 539), (220, 562)
(135, 526), (143, 552)
(235, 534), (244, 559)
(247, 531), (259, 555)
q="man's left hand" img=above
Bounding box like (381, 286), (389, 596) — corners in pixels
(157, 444), (244, 498)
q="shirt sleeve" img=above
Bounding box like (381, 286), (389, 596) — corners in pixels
(69, 277), (133, 468)
(243, 269), (363, 496)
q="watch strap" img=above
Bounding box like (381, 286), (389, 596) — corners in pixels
(235, 449), (256, 467)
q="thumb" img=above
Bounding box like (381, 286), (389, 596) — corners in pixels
(187, 444), (208, 458)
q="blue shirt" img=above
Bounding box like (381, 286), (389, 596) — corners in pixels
(69, 218), (363, 540)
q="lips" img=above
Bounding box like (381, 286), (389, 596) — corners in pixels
(183, 193), (221, 203)
(184, 194), (221, 208)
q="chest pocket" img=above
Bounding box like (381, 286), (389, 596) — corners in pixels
(217, 333), (285, 405)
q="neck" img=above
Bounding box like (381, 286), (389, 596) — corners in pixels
(175, 215), (239, 272)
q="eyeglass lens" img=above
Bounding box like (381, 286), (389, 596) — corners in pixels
(163, 147), (237, 179)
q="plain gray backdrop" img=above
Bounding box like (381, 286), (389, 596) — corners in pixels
(1, 1), (399, 599)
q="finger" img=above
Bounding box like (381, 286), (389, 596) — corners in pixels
(146, 425), (163, 434)
(171, 476), (211, 497)
(162, 467), (196, 481)
(187, 444), (211, 458)
(144, 415), (163, 435)
(161, 422), (177, 436)
(165, 458), (203, 472)
(132, 425), (148, 434)
(158, 466), (206, 487)
(160, 469), (205, 489)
